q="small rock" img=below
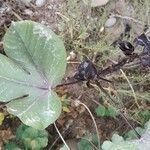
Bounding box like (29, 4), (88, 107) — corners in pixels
(100, 26), (105, 33)
(24, 9), (33, 15)
(35, 0), (46, 7)
(70, 51), (76, 59)
(17, 0), (32, 6)
(66, 56), (71, 61)
(67, 51), (76, 61)
(91, 0), (109, 7)
(105, 17), (117, 28)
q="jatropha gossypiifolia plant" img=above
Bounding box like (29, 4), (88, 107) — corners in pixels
(0, 20), (149, 135)
(58, 32), (150, 139)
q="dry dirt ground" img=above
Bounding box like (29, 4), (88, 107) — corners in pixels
(0, 0), (150, 149)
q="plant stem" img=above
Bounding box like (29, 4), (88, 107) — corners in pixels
(119, 113), (141, 139)
(56, 80), (82, 87)
(120, 69), (140, 109)
(54, 123), (70, 150)
(76, 100), (101, 149)
(111, 13), (144, 26)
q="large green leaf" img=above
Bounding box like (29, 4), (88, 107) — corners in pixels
(1, 20), (67, 129)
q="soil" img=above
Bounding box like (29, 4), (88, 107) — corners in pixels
(0, 0), (150, 149)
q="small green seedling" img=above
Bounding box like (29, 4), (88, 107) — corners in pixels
(78, 134), (99, 150)
(5, 142), (21, 150)
(138, 110), (150, 125)
(0, 20), (67, 129)
(95, 105), (118, 118)
(16, 124), (48, 149)
(5, 124), (48, 150)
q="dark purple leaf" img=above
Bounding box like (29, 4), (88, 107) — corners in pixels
(140, 55), (150, 67)
(134, 33), (150, 55)
(117, 40), (134, 55)
(74, 59), (97, 81)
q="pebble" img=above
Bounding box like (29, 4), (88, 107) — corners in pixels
(67, 51), (76, 61)
(24, 9), (33, 15)
(100, 26), (105, 32)
(105, 17), (117, 28)
(35, 0), (46, 7)
(91, 0), (109, 7)
(18, 0), (32, 6)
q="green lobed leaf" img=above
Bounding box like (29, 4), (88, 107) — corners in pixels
(4, 21), (66, 87)
(5, 142), (21, 150)
(106, 106), (118, 118)
(77, 134), (99, 150)
(138, 110), (150, 124)
(95, 105), (106, 116)
(16, 124), (48, 149)
(1, 20), (67, 129)
(77, 139), (93, 150)
(111, 134), (124, 143)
